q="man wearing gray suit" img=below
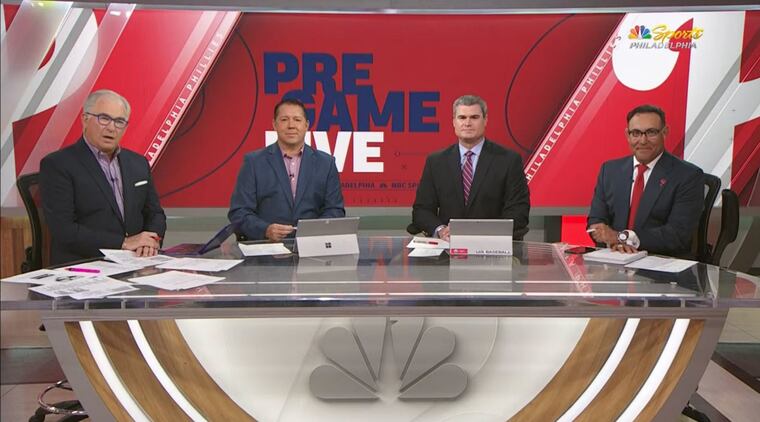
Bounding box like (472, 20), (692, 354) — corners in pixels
(229, 98), (345, 241)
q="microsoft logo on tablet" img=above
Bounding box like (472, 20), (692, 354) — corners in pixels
(309, 317), (468, 400)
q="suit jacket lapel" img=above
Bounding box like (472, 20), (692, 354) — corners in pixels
(74, 139), (124, 226)
(293, 146), (315, 210)
(446, 145), (465, 209)
(634, 152), (672, 230)
(465, 140), (493, 211)
(614, 158), (633, 229)
(267, 143), (295, 208)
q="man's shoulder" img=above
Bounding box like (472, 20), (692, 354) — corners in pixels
(426, 143), (458, 161)
(599, 155), (630, 170)
(310, 146), (336, 164)
(42, 140), (85, 165)
(243, 144), (276, 162)
(665, 152), (703, 176)
(483, 139), (521, 159)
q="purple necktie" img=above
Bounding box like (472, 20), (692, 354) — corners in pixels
(462, 151), (474, 204)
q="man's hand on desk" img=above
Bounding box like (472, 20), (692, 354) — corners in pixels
(435, 225), (450, 242)
(588, 223), (618, 247)
(266, 223), (295, 242)
(123, 231), (160, 255)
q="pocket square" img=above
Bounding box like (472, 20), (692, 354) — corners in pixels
(134, 180), (148, 187)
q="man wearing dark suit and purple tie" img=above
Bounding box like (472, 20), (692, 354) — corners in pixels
(40, 89), (166, 265)
(587, 104), (704, 257)
(412, 94), (530, 241)
(229, 98), (345, 242)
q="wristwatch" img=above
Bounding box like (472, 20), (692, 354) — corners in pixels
(617, 230), (630, 244)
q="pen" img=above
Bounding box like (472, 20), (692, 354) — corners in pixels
(413, 239), (439, 245)
(67, 267), (100, 274)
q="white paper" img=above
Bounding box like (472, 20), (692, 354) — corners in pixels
(625, 256), (698, 273)
(62, 260), (143, 276)
(129, 270), (224, 290)
(100, 249), (176, 268)
(156, 257), (242, 272)
(408, 248), (445, 257)
(406, 237), (449, 249)
(238, 242), (292, 256)
(29, 276), (138, 299)
(1, 269), (89, 285)
(583, 249), (648, 265)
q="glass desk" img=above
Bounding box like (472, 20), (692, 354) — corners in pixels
(2, 237), (758, 421)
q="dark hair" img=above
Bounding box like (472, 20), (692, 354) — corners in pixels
(626, 104), (666, 126)
(273, 98), (307, 119)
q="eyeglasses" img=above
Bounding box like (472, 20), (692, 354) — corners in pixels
(85, 112), (128, 129)
(627, 128), (662, 139)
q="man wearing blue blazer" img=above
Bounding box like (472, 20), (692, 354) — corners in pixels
(229, 98), (345, 241)
(40, 90), (166, 265)
(588, 104), (704, 258)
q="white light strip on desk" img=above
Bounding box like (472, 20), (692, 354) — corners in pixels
(387, 292), (697, 297)
(616, 318), (690, 421)
(557, 318), (640, 421)
(80, 321), (149, 421)
(128, 320), (207, 421)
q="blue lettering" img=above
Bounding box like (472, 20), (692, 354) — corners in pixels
(317, 92), (353, 131)
(409, 92), (439, 132)
(343, 53), (372, 94)
(303, 53), (337, 95)
(357, 90), (404, 131)
(264, 52), (299, 94)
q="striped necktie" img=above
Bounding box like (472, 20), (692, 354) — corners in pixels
(462, 151), (474, 204)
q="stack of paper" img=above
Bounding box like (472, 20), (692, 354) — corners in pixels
(406, 237), (449, 249)
(129, 271), (224, 290)
(583, 249), (648, 265)
(100, 249), (176, 268)
(156, 257), (242, 272)
(406, 237), (448, 257)
(2, 269), (82, 285)
(625, 256), (698, 273)
(29, 276), (138, 299)
(238, 242), (292, 256)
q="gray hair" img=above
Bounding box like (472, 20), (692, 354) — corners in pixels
(453, 95), (487, 118)
(83, 89), (131, 117)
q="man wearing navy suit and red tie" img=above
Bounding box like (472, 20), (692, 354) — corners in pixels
(587, 104), (704, 257)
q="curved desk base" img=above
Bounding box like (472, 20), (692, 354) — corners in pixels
(42, 312), (725, 422)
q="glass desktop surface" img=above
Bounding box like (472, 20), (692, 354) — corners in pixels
(1, 237), (758, 311)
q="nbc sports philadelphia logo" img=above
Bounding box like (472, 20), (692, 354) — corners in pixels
(309, 317), (468, 400)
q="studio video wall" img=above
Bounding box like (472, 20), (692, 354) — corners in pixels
(2, 4), (758, 208)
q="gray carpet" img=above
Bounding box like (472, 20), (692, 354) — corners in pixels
(1, 348), (66, 385)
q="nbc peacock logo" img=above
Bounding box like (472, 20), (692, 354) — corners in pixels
(309, 317), (468, 401)
(628, 25), (652, 39)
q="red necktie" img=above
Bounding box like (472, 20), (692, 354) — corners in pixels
(462, 151), (474, 204)
(628, 163), (648, 229)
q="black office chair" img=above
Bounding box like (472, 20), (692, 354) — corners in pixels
(16, 173), (50, 272)
(17, 173), (87, 421)
(710, 189), (740, 266)
(694, 174), (721, 263)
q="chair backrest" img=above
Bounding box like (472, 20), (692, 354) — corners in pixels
(711, 189), (739, 266)
(16, 173), (50, 272)
(694, 174), (721, 263)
